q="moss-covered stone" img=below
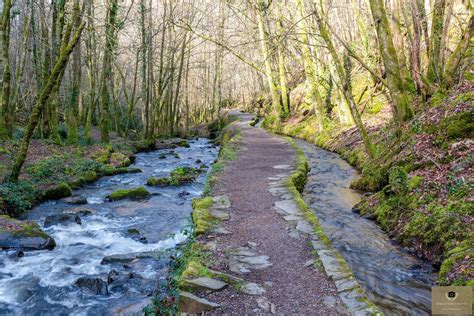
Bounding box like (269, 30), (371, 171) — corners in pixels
(109, 152), (131, 168)
(170, 167), (200, 185)
(127, 228), (140, 235)
(192, 197), (213, 235)
(177, 140), (190, 148)
(0, 215), (56, 250)
(147, 177), (170, 186)
(107, 187), (150, 201)
(42, 182), (72, 201)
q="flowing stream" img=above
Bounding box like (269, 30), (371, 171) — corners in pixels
(0, 138), (219, 315)
(295, 139), (435, 315)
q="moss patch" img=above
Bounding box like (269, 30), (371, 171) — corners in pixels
(191, 197), (213, 235)
(107, 186), (150, 201)
(147, 177), (171, 186)
(42, 182), (72, 201)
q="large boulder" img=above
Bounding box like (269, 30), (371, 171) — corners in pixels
(0, 215), (56, 251)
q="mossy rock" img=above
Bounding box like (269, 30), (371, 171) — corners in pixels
(127, 228), (140, 235)
(109, 152), (131, 168)
(177, 140), (190, 148)
(107, 187), (150, 201)
(192, 197), (213, 235)
(147, 177), (170, 186)
(0, 215), (56, 250)
(170, 167), (200, 185)
(42, 182), (72, 201)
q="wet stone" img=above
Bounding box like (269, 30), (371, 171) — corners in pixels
(44, 214), (81, 228)
(75, 277), (108, 295)
(62, 195), (88, 205)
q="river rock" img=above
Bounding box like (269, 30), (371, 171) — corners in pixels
(179, 291), (220, 314)
(62, 195), (88, 205)
(0, 216), (56, 251)
(75, 277), (109, 295)
(101, 252), (157, 264)
(44, 214), (82, 228)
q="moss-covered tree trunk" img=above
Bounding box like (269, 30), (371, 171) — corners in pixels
(276, 2), (289, 115)
(256, 2), (282, 117)
(444, 15), (474, 87)
(0, 0), (13, 139)
(85, 0), (96, 144)
(297, 0), (325, 131)
(9, 19), (85, 182)
(427, 0), (447, 84)
(314, 7), (375, 158)
(67, 0), (82, 145)
(369, 0), (414, 122)
(99, 0), (119, 143)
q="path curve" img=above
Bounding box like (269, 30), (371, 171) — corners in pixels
(200, 111), (345, 314)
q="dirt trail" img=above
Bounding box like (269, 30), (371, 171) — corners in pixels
(197, 111), (345, 314)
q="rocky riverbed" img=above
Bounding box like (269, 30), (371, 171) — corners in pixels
(0, 138), (219, 315)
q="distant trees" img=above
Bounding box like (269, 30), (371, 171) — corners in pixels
(1, 0), (472, 179)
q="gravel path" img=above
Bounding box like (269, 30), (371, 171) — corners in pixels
(200, 112), (345, 314)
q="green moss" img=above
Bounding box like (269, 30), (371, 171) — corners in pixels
(177, 140), (190, 148)
(107, 186), (150, 201)
(147, 176), (170, 186)
(191, 197), (213, 235)
(408, 175), (423, 190)
(439, 240), (474, 286)
(109, 152), (131, 167)
(42, 182), (72, 201)
(127, 228), (140, 235)
(170, 167), (200, 185)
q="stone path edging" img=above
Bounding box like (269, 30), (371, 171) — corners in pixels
(269, 138), (382, 315)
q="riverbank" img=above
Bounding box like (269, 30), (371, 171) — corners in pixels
(261, 82), (473, 286)
(0, 118), (231, 252)
(156, 111), (379, 314)
(0, 135), (221, 314)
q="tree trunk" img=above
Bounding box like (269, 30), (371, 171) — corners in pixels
(256, 2), (282, 117)
(427, 0), (447, 83)
(9, 20), (85, 182)
(369, 0), (414, 122)
(99, 0), (119, 143)
(0, 0), (13, 139)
